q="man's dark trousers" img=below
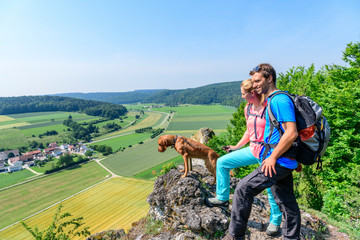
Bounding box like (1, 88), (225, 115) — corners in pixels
(229, 163), (301, 240)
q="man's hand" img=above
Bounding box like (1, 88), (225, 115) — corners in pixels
(261, 156), (277, 177)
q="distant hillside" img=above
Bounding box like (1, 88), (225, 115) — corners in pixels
(0, 96), (127, 118)
(54, 81), (244, 107)
(53, 89), (164, 104)
(143, 81), (244, 107)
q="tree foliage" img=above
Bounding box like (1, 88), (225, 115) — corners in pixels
(0, 95), (127, 118)
(21, 203), (90, 240)
(143, 81), (245, 107)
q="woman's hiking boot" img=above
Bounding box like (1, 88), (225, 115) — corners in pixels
(266, 222), (280, 236)
(205, 197), (229, 208)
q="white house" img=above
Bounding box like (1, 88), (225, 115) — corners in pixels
(52, 149), (62, 157)
(24, 161), (35, 167)
(79, 145), (92, 153)
(6, 161), (22, 172)
(59, 144), (69, 150)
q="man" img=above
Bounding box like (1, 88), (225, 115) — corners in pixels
(223, 63), (301, 240)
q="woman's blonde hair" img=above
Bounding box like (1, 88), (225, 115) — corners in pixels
(241, 79), (265, 104)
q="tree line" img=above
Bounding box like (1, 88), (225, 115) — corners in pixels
(143, 81), (244, 107)
(0, 95), (127, 118)
(208, 41), (360, 236)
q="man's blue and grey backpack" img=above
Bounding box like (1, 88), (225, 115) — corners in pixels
(264, 91), (331, 169)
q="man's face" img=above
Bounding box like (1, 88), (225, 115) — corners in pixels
(251, 72), (270, 95)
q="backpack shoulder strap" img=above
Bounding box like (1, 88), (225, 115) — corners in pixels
(245, 103), (252, 120)
(267, 91), (294, 128)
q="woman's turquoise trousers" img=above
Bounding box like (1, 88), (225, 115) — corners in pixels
(216, 146), (282, 226)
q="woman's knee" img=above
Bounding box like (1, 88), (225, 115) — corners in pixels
(217, 157), (229, 168)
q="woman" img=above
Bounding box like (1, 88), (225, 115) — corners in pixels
(206, 79), (282, 236)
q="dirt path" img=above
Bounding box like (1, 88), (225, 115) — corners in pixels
(23, 165), (42, 175)
(94, 158), (120, 177)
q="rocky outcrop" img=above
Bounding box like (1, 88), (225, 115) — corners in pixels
(190, 127), (216, 144)
(86, 229), (125, 240)
(88, 164), (350, 240)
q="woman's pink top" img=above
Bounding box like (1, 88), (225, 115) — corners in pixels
(244, 103), (266, 159)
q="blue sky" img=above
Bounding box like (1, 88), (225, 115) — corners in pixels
(0, 0), (359, 97)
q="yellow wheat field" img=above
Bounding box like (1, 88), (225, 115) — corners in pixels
(0, 122), (30, 130)
(0, 177), (154, 240)
(0, 116), (15, 122)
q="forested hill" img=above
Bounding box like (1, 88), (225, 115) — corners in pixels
(55, 81), (244, 107)
(0, 96), (127, 118)
(143, 81), (243, 107)
(53, 89), (164, 104)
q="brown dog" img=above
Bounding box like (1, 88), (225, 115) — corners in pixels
(158, 134), (219, 184)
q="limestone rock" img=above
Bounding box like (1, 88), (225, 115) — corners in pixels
(91, 164), (350, 240)
(190, 128), (216, 144)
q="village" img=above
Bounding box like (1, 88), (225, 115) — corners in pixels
(0, 142), (92, 173)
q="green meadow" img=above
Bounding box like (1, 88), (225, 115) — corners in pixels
(133, 155), (183, 180)
(0, 161), (109, 229)
(89, 133), (153, 151)
(0, 170), (36, 189)
(163, 105), (234, 132)
(0, 128), (29, 149)
(101, 136), (179, 177)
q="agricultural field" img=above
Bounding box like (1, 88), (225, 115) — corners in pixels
(0, 170), (36, 189)
(0, 128), (29, 149)
(0, 161), (109, 230)
(0, 112), (99, 149)
(0, 177), (153, 240)
(101, 104), (234, 177)
(89, 133), (153, 152)
(30, 161), (55, 173)
(101, 131), (192, 177)
(161, 104), (234, 133)
(0, 116), (15, 122)
(133, 155), (183, 180)
(0, 110), (141, 150)
(94, 111), (168, 140)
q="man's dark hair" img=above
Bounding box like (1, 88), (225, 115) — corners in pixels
(249, 63), (277, 84)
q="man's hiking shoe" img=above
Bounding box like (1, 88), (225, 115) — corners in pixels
(266, 222), (280, 236)
(205, 197), (229, 208)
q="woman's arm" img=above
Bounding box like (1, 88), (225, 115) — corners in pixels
(229, 130), (250, 150)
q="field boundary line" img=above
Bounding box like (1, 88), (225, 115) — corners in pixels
(0, 176), (113, 233)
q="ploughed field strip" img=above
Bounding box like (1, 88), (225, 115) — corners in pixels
(0, 161), (109, 230)
(94, 111), (167, 140)
(0, 178), (153, 240)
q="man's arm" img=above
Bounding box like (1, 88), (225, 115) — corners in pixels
(261, 121), (298, 177)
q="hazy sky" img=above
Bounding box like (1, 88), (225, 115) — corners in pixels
(0, 0), (359, 97)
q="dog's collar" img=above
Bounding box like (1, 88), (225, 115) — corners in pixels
(172, 135), (180, 147)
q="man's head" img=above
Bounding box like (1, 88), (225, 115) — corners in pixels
(249, 63), (277, 96)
